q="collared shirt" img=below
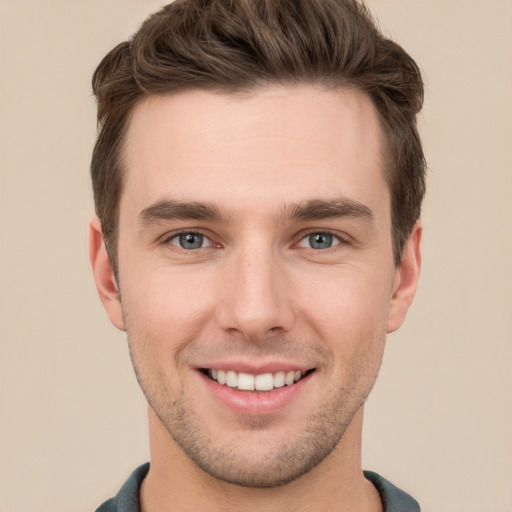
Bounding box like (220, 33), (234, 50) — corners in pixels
(96, 463), (420, 512)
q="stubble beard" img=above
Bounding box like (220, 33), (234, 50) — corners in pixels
(126, 331), (383, 488)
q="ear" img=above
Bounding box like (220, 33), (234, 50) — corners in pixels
(387, 220), (422, 334)
(88, 217), (126, 331)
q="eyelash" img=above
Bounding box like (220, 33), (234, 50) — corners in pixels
(161, 229), (348, 252)
(296, 230), (345, 250)
(163, 230), (215, 250)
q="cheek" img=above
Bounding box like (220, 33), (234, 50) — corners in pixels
(121, 271), (209, 397)
(119, 262), (218, 347)
(298, 266), (393, 337)
(295, 267), (391, 380)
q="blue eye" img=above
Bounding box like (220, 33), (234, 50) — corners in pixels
(170, 232), (208, 250)
(298, 232), (339, 250)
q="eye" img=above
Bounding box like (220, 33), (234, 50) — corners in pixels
(168, 232), (212, 250)
(297, 232), (341, 250)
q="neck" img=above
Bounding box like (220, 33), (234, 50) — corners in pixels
(140, 407), (382, 512)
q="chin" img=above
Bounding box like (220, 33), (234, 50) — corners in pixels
(152, 392), (357, 488)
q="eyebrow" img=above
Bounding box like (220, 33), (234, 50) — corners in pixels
(138, 197), (374, 226)
(279, 198), (374, 223)
(138, 199), (229, 225)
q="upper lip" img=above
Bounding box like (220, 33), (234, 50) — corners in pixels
(194, 360), (316, 374)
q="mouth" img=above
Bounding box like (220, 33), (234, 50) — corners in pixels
(200, 368), (316, 392)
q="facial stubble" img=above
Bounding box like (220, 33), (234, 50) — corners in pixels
(125, 323), (385, 488)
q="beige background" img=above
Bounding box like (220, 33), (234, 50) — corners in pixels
(1, 1), (511, 511)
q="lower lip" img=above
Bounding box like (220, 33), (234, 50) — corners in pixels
(199, 371), (313, 416)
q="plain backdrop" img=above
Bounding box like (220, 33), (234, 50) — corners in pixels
(1, 1), (511, 511)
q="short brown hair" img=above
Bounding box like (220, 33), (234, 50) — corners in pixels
(91, 0), (426, 272)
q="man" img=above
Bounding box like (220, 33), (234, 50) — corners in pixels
(89, 0), (425, 510)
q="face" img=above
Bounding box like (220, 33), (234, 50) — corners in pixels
(90, 85), (421, 487)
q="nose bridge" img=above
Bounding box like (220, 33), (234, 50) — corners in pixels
(217, 239), (294, 339)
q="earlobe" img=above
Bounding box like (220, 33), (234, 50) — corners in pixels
(387, 220), (422, 334)
(88, 217), (126, 331)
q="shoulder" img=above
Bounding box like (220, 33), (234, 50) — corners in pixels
(95, 463), (150, 512)
(363, 471), (420, 512)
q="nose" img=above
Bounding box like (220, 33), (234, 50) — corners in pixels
(216, 245), (295, 341)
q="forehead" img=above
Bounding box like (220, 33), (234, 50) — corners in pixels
(121, 85), (389, 219)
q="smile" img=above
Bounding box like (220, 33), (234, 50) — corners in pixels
(203, 368), (315, 391)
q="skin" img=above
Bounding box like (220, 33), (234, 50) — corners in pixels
(89, 85), (421, 512)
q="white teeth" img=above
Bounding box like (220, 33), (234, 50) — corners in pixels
(237, 372), (255, 391)
(273, 371), (285, 388)
(226, 370), (238, 388)
(255, 373), (274, 391)
(208, 368), (306, 390)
